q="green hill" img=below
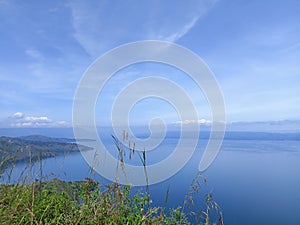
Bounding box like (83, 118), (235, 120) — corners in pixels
(0, 135), (92, 168)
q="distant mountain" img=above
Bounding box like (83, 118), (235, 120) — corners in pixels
(225, 120), (300, 132)
(0, 128), (75, 138)
(18, 135), (75, 143)
(0, 135), (93, 169)
(223, 131), (300, 140)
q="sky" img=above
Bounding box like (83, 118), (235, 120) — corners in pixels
(0, 0), (300, 128)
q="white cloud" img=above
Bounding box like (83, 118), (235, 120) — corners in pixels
(173, 119), (227, 126)
(11, 115), (52, 128)
(3, 112), (69, 128)
(174, 119), (212, 125)
(24, 116), (52, 123)
(13, 112), (24, 119)
(56, 120), (70, 127)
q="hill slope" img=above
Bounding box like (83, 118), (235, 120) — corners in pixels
(0, 135), (92, 166)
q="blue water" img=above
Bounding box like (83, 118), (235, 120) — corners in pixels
(1, 134), (300, 225)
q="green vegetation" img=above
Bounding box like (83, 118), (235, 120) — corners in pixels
(0, 177), (222, 224)
(0, 134), (223, 224)
(0, 136), (92, 170)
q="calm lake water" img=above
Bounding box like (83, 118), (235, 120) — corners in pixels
(1, 134), (300, 225)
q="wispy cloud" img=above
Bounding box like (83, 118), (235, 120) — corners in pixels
(25, 49), (44, 61)
(162, 15), (201, 42)
(69, 0), (218, 57)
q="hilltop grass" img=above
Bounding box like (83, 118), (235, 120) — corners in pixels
(0, 178), (174, 224)
(0, 177), (222, 225)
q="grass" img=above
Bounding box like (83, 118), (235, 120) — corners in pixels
(0, 133), (223, 225)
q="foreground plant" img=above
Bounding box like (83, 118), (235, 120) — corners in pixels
(0, 176), (223, 224)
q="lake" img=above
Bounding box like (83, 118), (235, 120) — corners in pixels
(1, 132), (300, 225)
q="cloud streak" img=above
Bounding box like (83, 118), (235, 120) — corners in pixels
(163, 15), (201, 42)
(69, 0), (218, 57)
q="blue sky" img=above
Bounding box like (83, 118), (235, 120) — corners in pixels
(0, 0), (299, 128)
